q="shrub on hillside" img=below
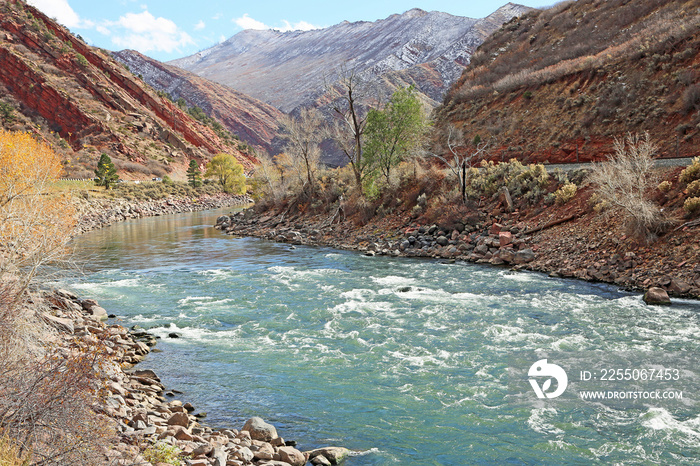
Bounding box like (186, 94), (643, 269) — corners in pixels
(681, 84), (700, 114)
(657, 180), (672, 193)
(554, 182), (578, 204)
(684, 197), (700, 215)
(687, 179), (700, 197)
(679, 157), (700, 184)
(465, 159), (549, 204)
(589, 133), (669, 242)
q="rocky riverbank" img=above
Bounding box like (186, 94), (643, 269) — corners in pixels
(75, 193), (252, 234)
(41, 288), (351, 466)
(215, 206), (700, 301)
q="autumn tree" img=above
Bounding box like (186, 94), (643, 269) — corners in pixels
(205, 153), (246, 194)
(187, 159), (202, 187)
(94, 152), (118, 189)
(364, 86), (426, 185)
(430, 124), (490, 203)
(279, 108), (323, 194)
(250, 151), (286, 204)
(0, 129), (76, 296)
(0, 130), (112, 464)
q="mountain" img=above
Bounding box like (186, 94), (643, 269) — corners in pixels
(112, 50), (284, 156)
(435, 0), (700, 163)
(0, 1), (255, 180)
(169, 4), (532, 113)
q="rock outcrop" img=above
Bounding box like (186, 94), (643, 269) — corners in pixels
(112, 50), (284, 157)
(0, 1), (254, 179)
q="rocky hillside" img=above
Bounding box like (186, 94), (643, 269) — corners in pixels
(0, 1), (255, 179)
(169, 4), (531, 114)
(112, 50), (284, 156)
(435, 0), (700, 163)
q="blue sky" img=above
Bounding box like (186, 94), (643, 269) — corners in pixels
(27, 1), (557, 62)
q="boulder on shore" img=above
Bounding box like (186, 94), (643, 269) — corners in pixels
(242, 416), (278, 442)
(307, 446), (351, 465)
(643, 287), (671, 305)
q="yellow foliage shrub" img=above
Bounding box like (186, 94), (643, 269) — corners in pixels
(684, 197), (700, 215)
(554, 183), (577, 204)
(687, 179), (700, 197)
(0, 434), (30, 465)
(657, 180), (672, 193)
(0, 129), (76, 292)
(679, 156), (700, 183)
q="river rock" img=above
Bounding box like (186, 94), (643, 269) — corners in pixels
(242, 417), (278, 442)
(42, 314), (74, 333)
(212, 448), (228, 466)
(235, 446), (254, 462)
(643, 287), (671, 305)
(308, 447), (351, 465)
(277, 446), (306, 466)
(513, 248), (535, 264)
(668, 279), (691, 294)
(499, 231), (513, 247)
(88, 306), (108, 320)
(192, 443), (214, 456)
(311, 455), (332, 466)
(436, 235), (449, 246)
(167, 412), (189, 427)
(253, 442), (275, 460)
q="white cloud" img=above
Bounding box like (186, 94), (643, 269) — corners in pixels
(280, 20), (321, 32)
(194, 20), (205, 31)
(27, 0), (90, 29)
(233, 14), (269, 30)
(233, 14), (322, 32)
(108, 11), (194, 53)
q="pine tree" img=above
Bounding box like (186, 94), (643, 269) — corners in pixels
(94, 153), (118, 189)
(187, 159), (202, 187)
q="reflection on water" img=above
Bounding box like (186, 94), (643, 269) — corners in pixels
(67, 208), (700, 465)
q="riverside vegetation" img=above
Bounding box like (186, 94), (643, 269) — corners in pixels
(244, 85), (700, 300)
(2, 129), (327, 465)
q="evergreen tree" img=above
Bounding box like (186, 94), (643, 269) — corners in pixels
(94, 153), (118, 189)
(187, 159), (202, 187)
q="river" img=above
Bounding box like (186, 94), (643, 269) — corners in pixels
(66, 208), (700, 465)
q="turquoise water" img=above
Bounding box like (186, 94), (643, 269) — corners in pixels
(68, 209), (700, 465)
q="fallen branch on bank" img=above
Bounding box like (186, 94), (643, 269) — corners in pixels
(525, 212), (580, 235)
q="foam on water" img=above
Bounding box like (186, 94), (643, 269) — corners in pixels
(67, 215), (700, 466)
(641, 408), (700, 443)
(527, 407), (565, 436)
(371, 275), (416, 286)
(71, 277), (141, 291)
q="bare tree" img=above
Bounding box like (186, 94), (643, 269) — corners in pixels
(430, 124), (490, 202)
(252, 151), (287, 204)
(279, 108), (323, 194)
(326, 65), (373, 190)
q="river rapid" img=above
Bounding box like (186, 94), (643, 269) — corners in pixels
(66, 208), (700, 465)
